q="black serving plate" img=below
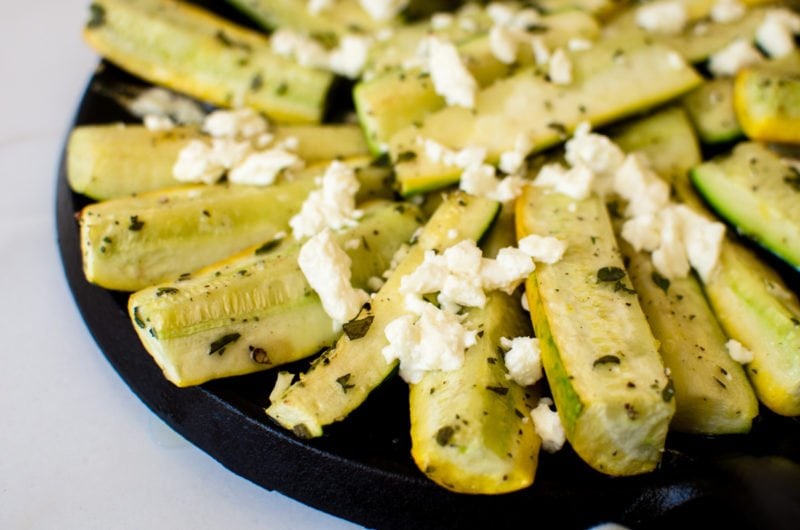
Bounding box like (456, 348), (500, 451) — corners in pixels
(58, 12), (800, 530)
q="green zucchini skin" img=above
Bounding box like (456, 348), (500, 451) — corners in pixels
(517, 186), (674, 476)
(389, 36), (701, 196)
(682, 79), (743, 145)
(266, 192), (500, 438)
(129, 201), (423, 387)
(690, 142), (800, 270)
(67, 123), (371, 200)
(84, 0), (334, 123)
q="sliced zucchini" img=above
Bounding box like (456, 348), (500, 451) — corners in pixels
(354, 11), (600, 154)
(78, 160), (392, 291)
(517, 186), (674, 476)
(734, 60), (800, 144)
(83, 0), (334, 123)
(67, 123), (371, 200)
(682, 78), (743, 144)
(389, 37), (701, 195)
(409, 206), (539, 494)
(266, 192), (500, 438)
(690, 142), (800, 269)
(703, 242), (800, 416)
(129, 200), (422, 387)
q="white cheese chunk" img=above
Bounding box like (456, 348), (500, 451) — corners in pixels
(459, 164), (525, 202)
(548, 48), (572, 85)
(431, 13), (454, 30)
(203, 108), (269, 140)
(328, 35), (372, 78)
(143, 114), (175, 132)
(359, 0), (409, 21)
(271, 28), (329, 69)
(565, 122), (625, 179)
(500, 336), (543, 386)
(489, 24), (520, 64)
(290, 160), (362, 239)
(172, 140), (225, 184)
(427, 37), (478, 108)
(382, 300), (477, 384)
(613, 154), (670, 218)
(307, 0), (332, 15)
(228, 149), (304, 186)
(518, 234), (568, 264)
(621, 214), (662, 252)
(531, 36), (551, 66)
(673, 205), (725, 282)
(480, 247), (536, 294)
(651, 207), (691, 279)
(711, 0), (746, 23)
(635, 1), (688, 35)
(708, 38), (763, 77)
(530, 398), (566, 453)
(533, 162), (595, 200)
(298, 229), (369, 329)
(756, 10), (800, 58)
(128, 87), (206, 125)
(726, 339), (755, 364)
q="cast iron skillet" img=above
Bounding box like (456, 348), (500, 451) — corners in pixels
(58, 4), (800, 528)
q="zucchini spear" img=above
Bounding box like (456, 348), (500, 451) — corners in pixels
(83, 0), (334, 123)
(129, 200), (423, 387)
(266, 192), (500, 438)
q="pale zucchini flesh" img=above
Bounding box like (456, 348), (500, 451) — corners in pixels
(83, 0), (334, 123)
(517, 186), (674, 476)
(682, 78), (742, 144)
(266, 193), (500, 438)
(129, 201), (423, 387)
(390, 37), (701, 195)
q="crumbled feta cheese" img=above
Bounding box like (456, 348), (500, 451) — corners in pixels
(499, 134), (532, 175)
(726, 339), (755, 364)
(755, 10), (800, 58)
(298, 229), (369, 328)
(228, 149), (304, 186)
(521, 290), (530, 312)
(359, 0), (409, 21)
(143, 114), (175, 132)
(203, 108), (269, 139)
(307, 0), (332, 15)
(565, 122), (625, 179)
(613, 154), (670, 218)
(500, 336), (543, 386)
(548, 48), (572, 85)
(487, 2), (516, 25)
(328, 35), (371, 78)
(382, 300), (477, 383)
(172, 140), (225, 184)
(711, 0), (746, 23)
(674, 205), (725, 282)
(480, 247), (535, 294)
(531, 398), (566, 453)
(568, 38), (593, 52)
(651, 207), (691, 279)
(635, 1), (688, 35)
(667, 51), (686, 70)
(533, 162), (595, 201)
(460, 164), (525, 202)
(531, 36), (551, 66)
(489, 24), (520, 64)
(427, 37), (478, 108)
(518, 234), (568, 264)
(708, 38), (763, 77)
(271, 28), (329, 69)
(128, 87), (206, 125)
(290, 160), (362, 239)
(621, 214), (662, 252)
(269, 371), (295, 402)
(431, 12), (454, 30)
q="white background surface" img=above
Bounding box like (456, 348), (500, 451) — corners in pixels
(0, 2), (363, 528)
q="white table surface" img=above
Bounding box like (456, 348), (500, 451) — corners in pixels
(0, 2), (363, 528)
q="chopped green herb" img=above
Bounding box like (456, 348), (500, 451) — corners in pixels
(155, 287), (179, 297)
(343, 316), (374, 340)
(336, 373), (356, 393)
(276, 82), (289, 95)
(661, 379), (675, 402)
(547, 122), (567, 136)
(255, 239), (281, 255)
(435, 425), (455, 446)
(87, 3), (106, 29)
(486, 385), (509, 396)
(651, 271), (670, 294)
(132, 306), (145, 329)
(783, 167), (800, 191)
(208, 333), (241, 356)
(597, 266), (626, 283)
(128, 215), (145, 231)
(250, 72), (263, 91)
(396, 151), (417, 163)
(593, 355), (621, 368)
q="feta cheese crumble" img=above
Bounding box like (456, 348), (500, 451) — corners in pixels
(307, 0), (332, 15)
(489, 24), (520, 64)
(228, 149), (303, 186)
(635, 1), (688, 35)
(755, 9), (800, 58)
(711, 0), (746, 23)
(271, 29), (371, 78)
(612, 153), (671, 218)
(726, 339), (755, 364)
(129, 87), (206, 125)
(172, 138), (252, 184)
(533, 162), (596, 200)
(382, 300), (478, 384)
(298, 229), (369, 329)
(203, 108), (269, 139)
(531, 398), (566, 453)
(500, 336), (543, 386)
(517, 234), (568, 264)
(290, 160), (363, 239)
(359, 0), (409, 21)
(708, 38), (763, 77)
(548, 48), (573, 85)
(427, 36), (479, 108)
(143, 114), (175, 132)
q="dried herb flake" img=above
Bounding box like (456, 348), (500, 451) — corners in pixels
(343, 316), (374, 340)
(597, 266), (626, 283)
(208, 333), (241, 356)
